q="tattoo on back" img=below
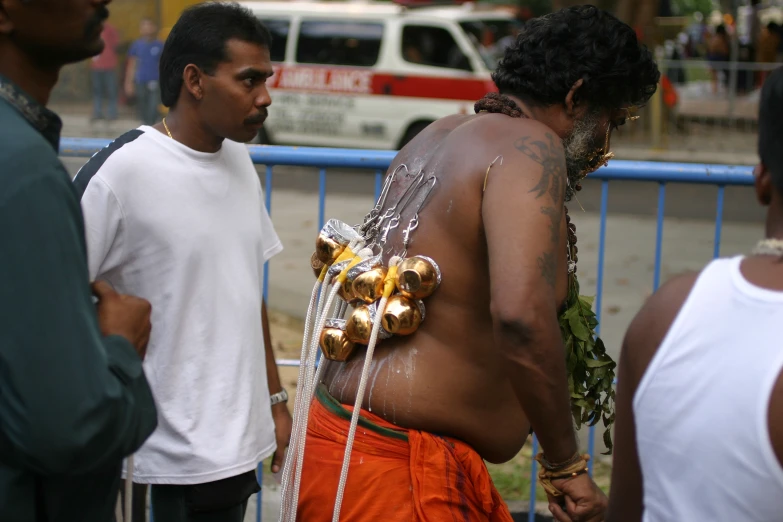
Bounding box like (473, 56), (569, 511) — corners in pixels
(513, 133), (566, 205)
(540, 206), (560, 244)
(538, 251), (557, 289)
(515, 133), (565, 288)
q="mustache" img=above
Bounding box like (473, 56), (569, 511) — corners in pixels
(85, 6), (110, 35)
(244, 110), (268, 125)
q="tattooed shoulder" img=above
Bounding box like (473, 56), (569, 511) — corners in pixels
(513, 133), (566, 205)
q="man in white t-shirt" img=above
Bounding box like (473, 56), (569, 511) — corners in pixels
(74, 4), (291, 521)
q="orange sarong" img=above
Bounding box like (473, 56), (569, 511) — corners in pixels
(297, 384), (514, 521)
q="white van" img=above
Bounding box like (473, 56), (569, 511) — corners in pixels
(239, 0), (521, 149)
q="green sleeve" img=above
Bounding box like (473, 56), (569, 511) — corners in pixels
(0, 171), (157, 475)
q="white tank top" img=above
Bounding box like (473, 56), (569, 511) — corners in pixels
(634, 256), (783, 522)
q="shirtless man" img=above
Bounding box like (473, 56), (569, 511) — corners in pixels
(288, 7), (660, 522)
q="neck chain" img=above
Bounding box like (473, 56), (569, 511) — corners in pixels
(162, 117), (173, 139)
(752, 238), (783, 257)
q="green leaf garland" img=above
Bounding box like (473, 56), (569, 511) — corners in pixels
(558, 272), (616, 455)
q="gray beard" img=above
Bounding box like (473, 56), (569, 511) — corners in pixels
(562, 111), (603, 201)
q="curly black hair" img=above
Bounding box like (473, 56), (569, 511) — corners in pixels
(492, 5), (660, 110)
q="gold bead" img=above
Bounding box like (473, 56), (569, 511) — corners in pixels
(346, 305), (374, 344)
(352, 267), (387, 304)
(311, 251), (325, 278)
(319, 323), (356, 362)
(395, 256), (441, 299)
(315, 234), (344, 264)
(337, 278), (357, 303)
(382, 295), (424, 335)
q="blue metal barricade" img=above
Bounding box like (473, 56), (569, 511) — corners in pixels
(59, 138), (755, 521)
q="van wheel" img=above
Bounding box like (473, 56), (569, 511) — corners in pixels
(252, 127), (271, 145)
(398, 121), (432, 150)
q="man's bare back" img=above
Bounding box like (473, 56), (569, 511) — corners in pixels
(321, 112), (570, 463)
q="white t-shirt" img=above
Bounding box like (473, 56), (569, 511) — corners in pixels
(75, 126), (283, 484)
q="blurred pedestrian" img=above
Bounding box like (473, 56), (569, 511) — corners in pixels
(125, 17), (163, 125)
(90, 20), (120, 121)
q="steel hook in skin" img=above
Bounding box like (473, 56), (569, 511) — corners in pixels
(360, 164), (408, 235)
(376, 171), (425, 251)
(400, 176), (437, 258)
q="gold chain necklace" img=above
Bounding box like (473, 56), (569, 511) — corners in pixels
(162, 117), (173, 139)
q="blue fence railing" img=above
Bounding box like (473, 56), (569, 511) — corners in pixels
(60, 138), (755, 521)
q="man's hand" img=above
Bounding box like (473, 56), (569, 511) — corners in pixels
(547, 473), (607, 522)
(270, 402), (292, 473)
(125, 81), (135, 99)
(92, 280), (152, 359)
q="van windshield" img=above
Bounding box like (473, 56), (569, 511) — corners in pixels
(459, 19), (522, 70)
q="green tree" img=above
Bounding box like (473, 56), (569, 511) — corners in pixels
(670, 0), (715, 16)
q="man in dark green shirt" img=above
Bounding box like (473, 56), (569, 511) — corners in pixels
(0, 1), (158, 521)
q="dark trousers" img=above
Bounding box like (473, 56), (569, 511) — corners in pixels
(135, 82), (161, 126)
(91, 70), (118, 120)
(150, 484), (250, 522)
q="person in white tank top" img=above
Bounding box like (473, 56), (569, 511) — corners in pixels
(604, 66), (783, 522)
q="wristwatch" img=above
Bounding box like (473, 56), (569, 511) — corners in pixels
(270, 389), (289, 406)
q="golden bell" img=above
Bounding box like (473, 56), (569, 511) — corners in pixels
(319, 326), (356, 362)
(346, 305), (374, 344)
(315, 234), (344, 264)
(352, 267), (387, 304)
(337, 278), (357, 302)
(396, 256), (441, 300)
(311, 251), (325, 278)
(382, 295), (423, 336)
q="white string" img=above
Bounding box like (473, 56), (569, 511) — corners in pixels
(335, 299), (348, 319)
(279, 279), (321, 521)
(331, 293), (389, 522)
(289, 282), (343, 520)
(279, 282), (319, 519)
(280, 241), (369, 522)
(115, 493), (123, 522)
(124, 455), (133, 522)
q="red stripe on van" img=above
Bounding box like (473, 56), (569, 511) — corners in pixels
(270, 65), (497, 101)
(371, 74), (497, 101)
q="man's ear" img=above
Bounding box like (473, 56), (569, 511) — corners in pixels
(182, 64), (204, 101)
(755, 163), (773, 207)
(564, 78), (585, 117)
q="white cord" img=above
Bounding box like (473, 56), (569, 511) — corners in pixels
(279, 279), (321, 521)
(331, 294), (388, 522)
(124, 455), (134, 522)
(281, 242), (369, 522)
(335, 299), (348, 319)
(115, 493), (123, 522)
(288, 282), (343, 521)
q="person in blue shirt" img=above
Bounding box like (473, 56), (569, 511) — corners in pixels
(125, 18), (164, 125)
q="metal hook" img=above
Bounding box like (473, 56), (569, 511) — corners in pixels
(399, 176), (437, 257)
(376, 164), (407, 211)
(359, 164), (407, 235)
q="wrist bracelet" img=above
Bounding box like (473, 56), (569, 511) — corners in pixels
(270, 389), (288, 406)
(535, 453), (590, 497)
(537, 451), (585, 472)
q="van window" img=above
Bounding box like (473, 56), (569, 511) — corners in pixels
(296, 21), (384, 67)
(261, 18), (290, 62)
(401, 25), (471, 71)
(459, 20), (522, 68)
